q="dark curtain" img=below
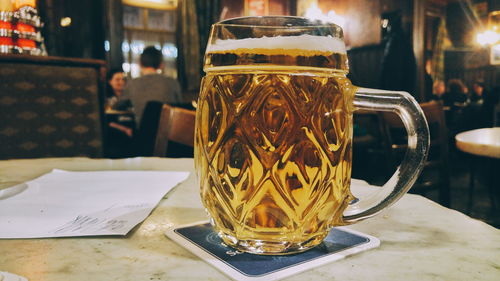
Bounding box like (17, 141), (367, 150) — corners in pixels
(379, 11), (417, 99)
(446, 1), (477, 48)
(176, 0), (221, 92)
(196, 0), (222, 62)
(38, 0), (105, 59)
(104, 0), (124, 70)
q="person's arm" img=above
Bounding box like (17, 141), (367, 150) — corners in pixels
(109, 122), (133, 137)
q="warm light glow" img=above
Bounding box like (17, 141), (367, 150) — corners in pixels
(478, 11), (500, 47)
(60, 17), (72, 27)
(489, 11), (500, 32)
(0, 0), (14, 11)
(304, 3), (345, 28)
(13, 0), (36, 10)
(122, 0), (177, 10)
(476, 30), (500, 46)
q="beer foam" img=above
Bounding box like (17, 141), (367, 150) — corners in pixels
(206, 34), (346, 55)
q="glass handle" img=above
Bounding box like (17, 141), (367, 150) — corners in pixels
(343, 87), (430, 223)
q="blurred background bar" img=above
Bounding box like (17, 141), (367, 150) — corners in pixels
(0, 0), (499, 226)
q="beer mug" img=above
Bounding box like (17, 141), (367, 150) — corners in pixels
(195, 17), (429, 255)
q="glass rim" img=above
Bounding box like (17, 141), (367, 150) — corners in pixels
(215, 16), (342, 30)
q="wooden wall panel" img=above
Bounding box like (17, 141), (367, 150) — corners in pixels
(316, 0), (381, 48)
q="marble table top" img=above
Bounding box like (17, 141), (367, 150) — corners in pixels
(455, 127), (500, 159)
(0, 157), (499, 281)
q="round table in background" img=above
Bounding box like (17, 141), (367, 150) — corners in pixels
(455, 127), (500, 213)
(455, 127), (500, 159)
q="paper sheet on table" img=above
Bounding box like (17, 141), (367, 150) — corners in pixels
(0, 169), (189, 239)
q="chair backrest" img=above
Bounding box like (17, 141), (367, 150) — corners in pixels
(420, 101), (449, 151)
(153, 104), (196, 157)
(381, 101), (448, 154)
(134, 101), (164, 156)
(380, 100), (450, 206)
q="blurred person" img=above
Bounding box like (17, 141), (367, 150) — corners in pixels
(433, 80), (446, 99)
(105, 68), (126, 110)
(116, 46), (182, 126)
(115, 46), (182, 156)
(104, 68), (134, 158)
(442, 79), (471, 134)
(442, 79), (468, 107)
(470, 81), (486, 105)
(105, 68), (132, 137)
(463, 85), (469, 95)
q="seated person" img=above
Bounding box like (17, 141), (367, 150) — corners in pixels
(432, 80), (446, 101)
(442, 79), (470, 133)
(442, 79), (468, 108)
(105, 68), (133, 137)
(105, 68), (126, 110)
(104, 69), (134, 158)
(115, 46), (182, 128)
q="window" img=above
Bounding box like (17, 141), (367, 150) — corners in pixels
(122, 5), (177, 78)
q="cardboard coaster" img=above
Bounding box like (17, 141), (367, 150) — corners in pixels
(165, 222), (379, 281)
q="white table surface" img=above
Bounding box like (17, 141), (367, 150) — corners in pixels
(455, 127), (500, 159)
(0, 157), (499, 281)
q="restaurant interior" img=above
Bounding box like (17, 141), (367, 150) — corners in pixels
(0, 0), (499, 279)
(0, 0), (500, 219)
(0, 0), (500, 222)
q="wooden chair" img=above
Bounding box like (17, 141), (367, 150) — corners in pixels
(380, 101), (451, 206)
(134, 101), (164, 156)
(153, 104), (196, 157)
(352, 110), (392, 184)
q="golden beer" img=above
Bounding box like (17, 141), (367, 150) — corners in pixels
(195, 44), (356, 254)
(195, 16), (430, 255)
